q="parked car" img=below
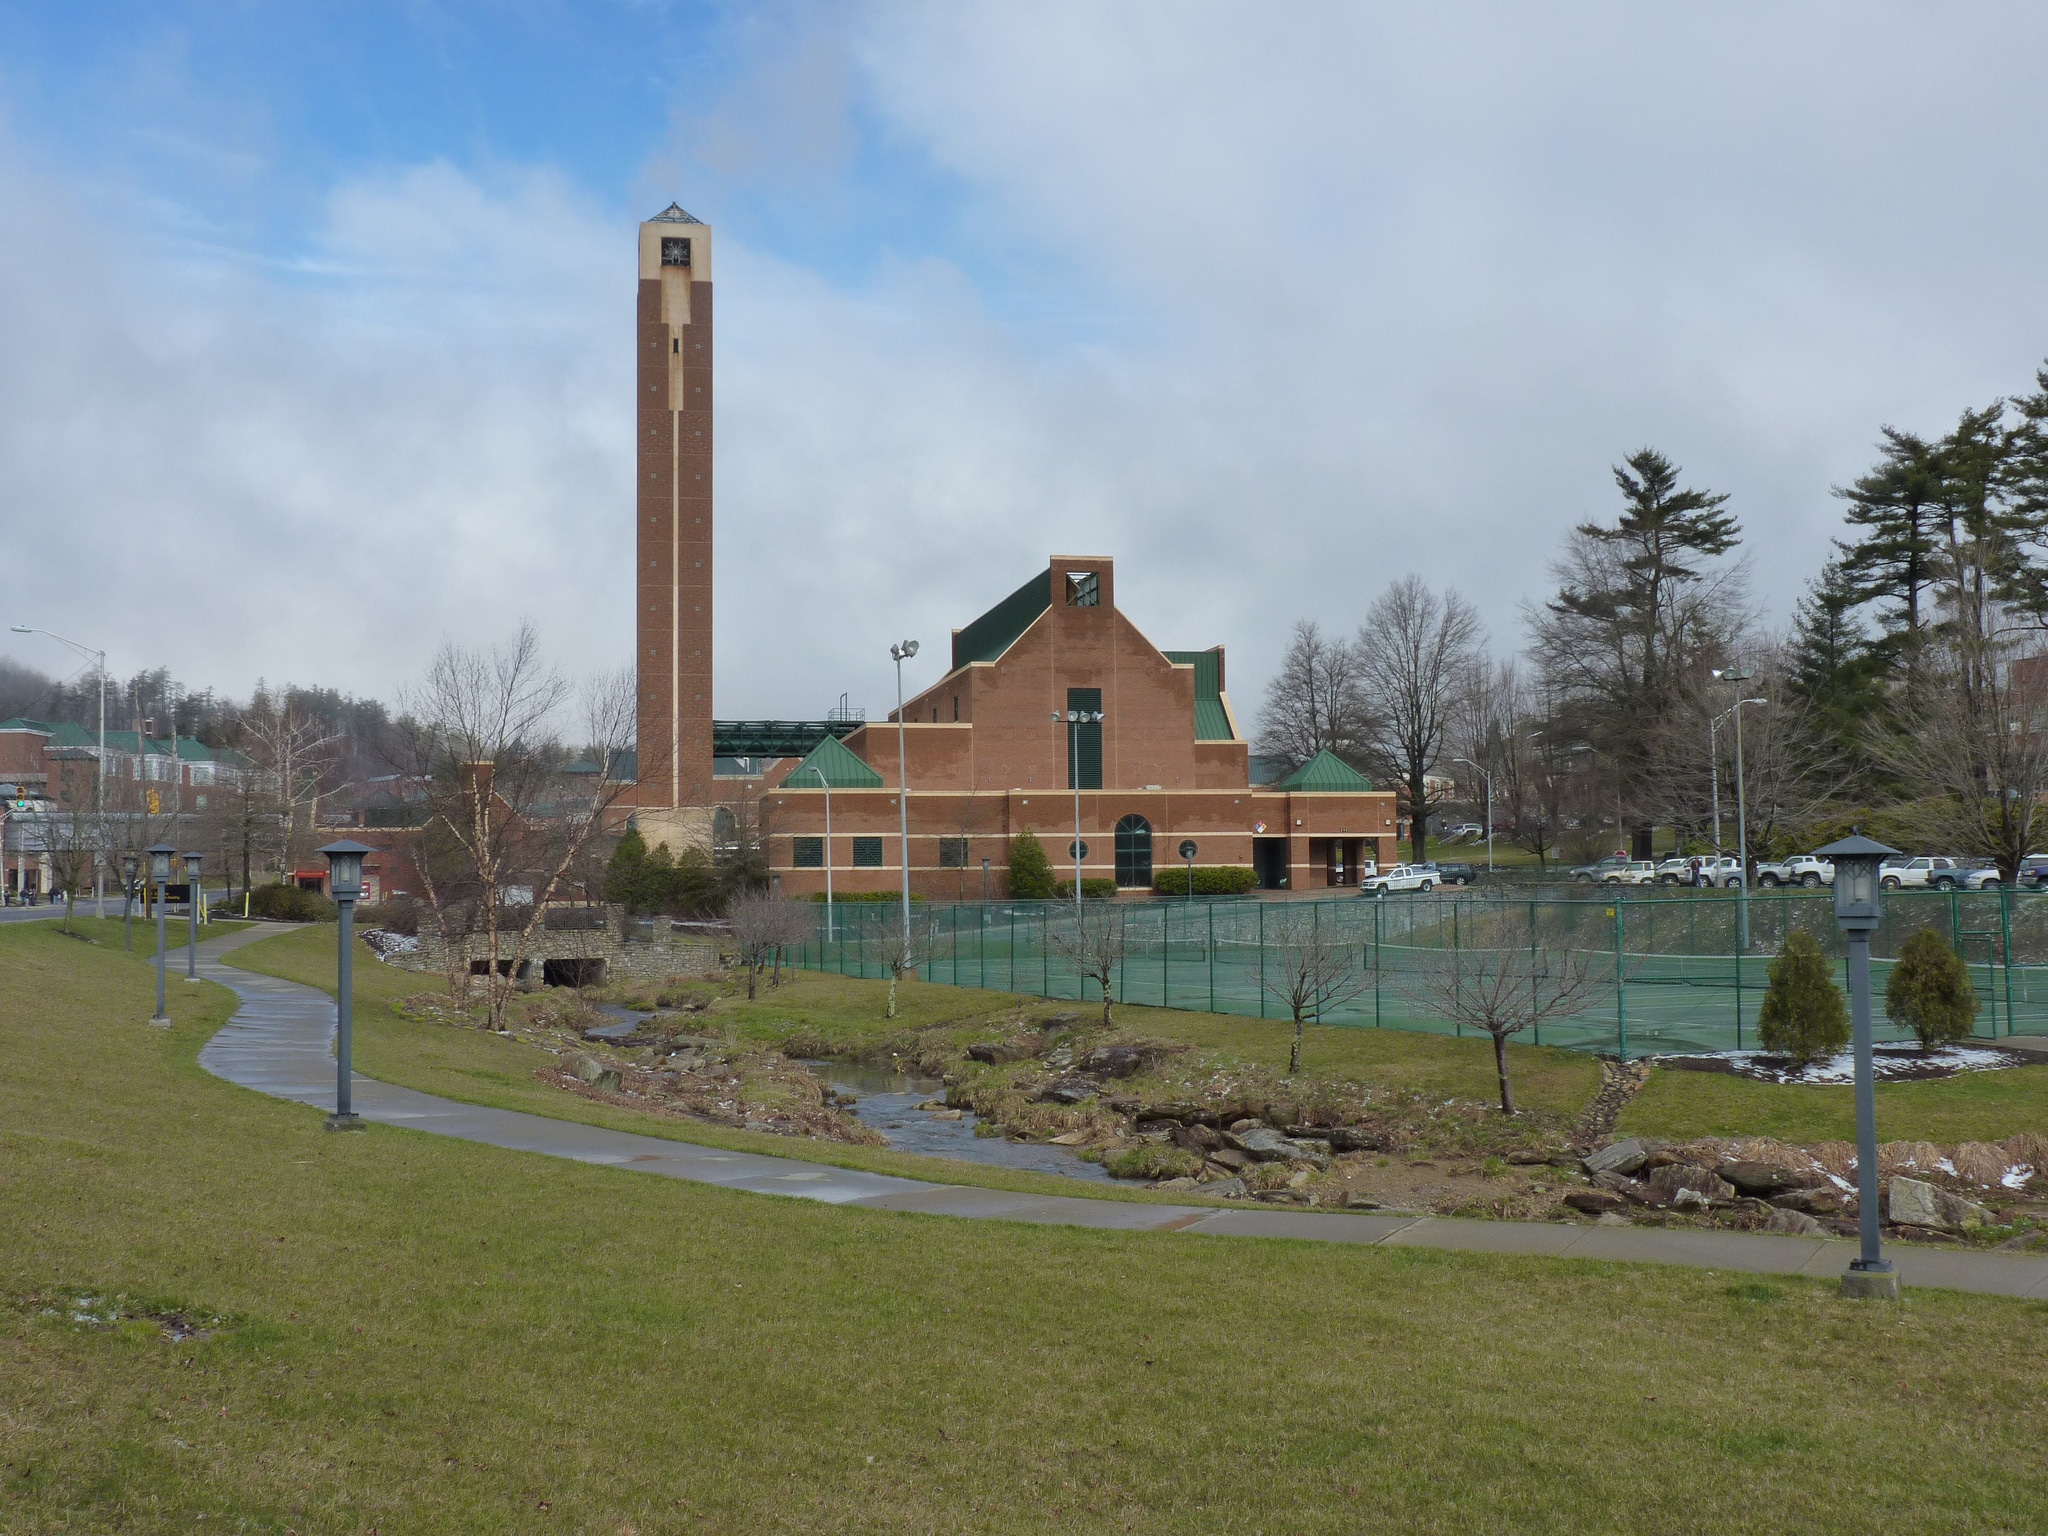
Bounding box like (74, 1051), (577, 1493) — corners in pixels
(1432, 861), (1478, 886)
(1653, 857), (1703, 885)
(1960, 862), (2004, 890)
(1361, 863), (1437, 894)
(1443, 824), (1485, 841)
(1756, 855), (1834, 889)
(1600, 861), (1660, 885)
(1569, 856), (1633, 883)
(2017, 855), (2048, 889)
(1879, 856), (1966, 891)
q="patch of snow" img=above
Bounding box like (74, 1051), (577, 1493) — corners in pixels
(1936, 1157), (1959, 1176)
(2003, 1165), (2036, 1190)
(1668, 1046), (2023, 1085)
(1827, 1172), (1856, 1191)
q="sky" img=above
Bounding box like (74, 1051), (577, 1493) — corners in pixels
(2, 1), (2046, 730)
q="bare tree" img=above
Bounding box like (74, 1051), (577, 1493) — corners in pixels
(239, 684), (340, 884)
(398, 625), (637, 1028)
(725, 896), (814, 999)
(1257, 620), (1365, 768)
(1401, 913), (1603, 1115)
(34, 804), (98, 932)
(1257, 904), (1375, 1073)
(1047, 901), (1129, 1028)
(1354, 577), (1484, 862)
(1874, 636), (2048, 880)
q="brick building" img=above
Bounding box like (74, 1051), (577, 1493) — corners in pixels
(754, 555), (1397, 898)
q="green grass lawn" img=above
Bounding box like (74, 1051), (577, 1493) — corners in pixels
(1620, 1058), (2048, 1145)
(225, 925), (1603, 1197)
(7, 920), (2048, 1533)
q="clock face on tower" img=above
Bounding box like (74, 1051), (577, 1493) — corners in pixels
(661, 236), (692, 268)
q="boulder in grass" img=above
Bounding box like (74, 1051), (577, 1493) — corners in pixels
(1229, 1126), (1302, 1162)
(1888, 1176), (1992, 1233)
(1584, 1138), (1649, 1177)
(1563, 1189), (1628, 1214)
(1169, 1122), (1225, 1154)
(1765, 1207), (1828, 1237)
(1770, 1186), (1847, 1217)
(1641, 1163), (1736, 1207)
(1716, 1160), (1822, 1200)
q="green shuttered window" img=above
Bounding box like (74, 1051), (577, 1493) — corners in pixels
(1065, 687), (1102, 790)
(852, 837), (885, 868)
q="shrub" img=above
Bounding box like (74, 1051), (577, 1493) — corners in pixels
(1007, 830), (1056, 900)
(1102, 1146), (1202, 1181)
(1051, 878), (1119, 900)
(1151, 865), (1258, 897)
(1885, 928), (1978, 1050)
(1756, 928), (1849, 1066)
(246, 883), (337, 922)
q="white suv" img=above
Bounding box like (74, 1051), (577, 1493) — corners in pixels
(1757, 855), (1834, 889)
(1598, 860), (1660, 885)
(1362, 864), (1437, 894)
(1880, 857), (1965, 891)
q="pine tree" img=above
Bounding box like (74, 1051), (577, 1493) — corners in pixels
(1786, 558), (1885, 757)
(1833, 427), (1945, 669)
(604, 826), (651, 912)
(1756, 928), (1849, 1066)
(1007, 830), (1055, 899)
(1885, 929), (1978, 1050)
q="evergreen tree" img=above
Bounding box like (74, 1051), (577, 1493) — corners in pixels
(603, 826), (652, 912)
(1885, 929), (1978, 1050)
(1833, 427), (1946, 669)
(1756, 928), (1850, 1066)
(1007, 830), (1055, 899)
(1786, 558), (1886, 759)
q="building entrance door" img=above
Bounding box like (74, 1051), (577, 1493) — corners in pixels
(1253, 838), (1290, 890)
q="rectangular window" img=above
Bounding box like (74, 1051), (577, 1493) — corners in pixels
(1065, 571), (1100, 607)
(938, 837), (968, 868)
(1065, 687), (1103, 790)
(852, 836), (884, 868)
(792, 836), (824, 869)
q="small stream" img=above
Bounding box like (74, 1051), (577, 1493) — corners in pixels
(807, 1060), (1111, 1181)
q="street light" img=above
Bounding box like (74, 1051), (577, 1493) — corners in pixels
(1814, 830), (1902, 1301)
(11, 625), (108, 918)
(1712, 669), (1765, 948)
(1453, 757), (1494, 873)
(1707, 705), (1737, 853)
(146, 843), (175, 1025)
(183, 850), (204, 980)
(800, 762), (834, 944)
(1053, 707), (1105, 915)
(121, 852), (138, 952)
(320, 838), (372, 1132)
(888, 640), (920, 975)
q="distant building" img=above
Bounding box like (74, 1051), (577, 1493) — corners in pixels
(755, 555), (1396, 898)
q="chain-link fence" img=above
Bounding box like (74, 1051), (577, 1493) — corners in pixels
(787, 888), (2048, 1057)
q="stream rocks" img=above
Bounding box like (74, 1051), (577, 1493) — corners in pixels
(1888, 1176), (1992, 1233)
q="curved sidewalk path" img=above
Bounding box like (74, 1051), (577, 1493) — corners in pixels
(194, 926), (2048, 1299)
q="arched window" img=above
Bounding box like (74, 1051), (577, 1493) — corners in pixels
(1114, 814), (1153, 888)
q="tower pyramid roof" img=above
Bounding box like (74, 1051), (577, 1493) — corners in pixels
(650, 202), (704, 224)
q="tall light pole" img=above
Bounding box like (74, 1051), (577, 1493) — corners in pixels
(889, 640), (920, 972)
(1713, 669), (1765, 949)
(146, 843), (174, 1025)
(1707, 705), (1736, 854)
(183, 850), (204, 980)
(320, 839), (371, 1131)
(11, 625), (107, 918)
(1816, 832), (1902, 1301)
(121, 853), (138, 952)
(1453, 756), (1494, 873)
(1054, 707), (1104, 915)
(801, 762), (833, 944)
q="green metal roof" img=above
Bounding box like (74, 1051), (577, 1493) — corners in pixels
(786, 733), (884, 789)
(1163, 649), (1236, 741)
(1275, 750), (1374, 792)
(951, 570), (1051, 670)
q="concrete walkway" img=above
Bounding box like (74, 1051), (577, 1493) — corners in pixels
(193, 926), (2048, 1299)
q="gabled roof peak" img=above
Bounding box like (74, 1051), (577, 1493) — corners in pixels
(650, 202), (703, 224)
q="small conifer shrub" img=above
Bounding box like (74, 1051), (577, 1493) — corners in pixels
(1756, 928), (1849, 1066)
(1007, 830), (1057, 900)
(1885, 928), (1978, 1050)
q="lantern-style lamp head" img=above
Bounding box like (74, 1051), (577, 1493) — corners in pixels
(184, 851), (204, 880)
(1814, 832), (1898, 933)
(146, 843), (176, 885)
(121, 853), (138, 885)
(319, 839), (372, 902)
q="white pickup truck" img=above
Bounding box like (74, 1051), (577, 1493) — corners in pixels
(1361, 863), (1438, 894)
(1879, 857), (1972, 891)
(1756, 855), (1834, 889)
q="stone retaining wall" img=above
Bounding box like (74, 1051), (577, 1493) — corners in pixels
(389, 908), (722, 985)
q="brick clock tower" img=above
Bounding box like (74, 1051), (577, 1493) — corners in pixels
(634, 204), (716, 852)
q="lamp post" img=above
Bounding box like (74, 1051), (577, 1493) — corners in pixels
(889, 640), (920, 974)
(146, 843), (174, 1025)
(320, 838), (371, 1132)
(981, 856), (990, 903)
(1707, 705), (1736, 854)
(1054, 707), (1104, 915)
(801, 762), (834, 944)
(1815, 831), (1902, 1301)
(121, 853), (137, 952)
(1180, 838), (1198, 899)
(183, 851), (204, 980)
(1453, 757), (1494, 874)
(1712, 670), (1766, 948)
(11, 625), (108, 917)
